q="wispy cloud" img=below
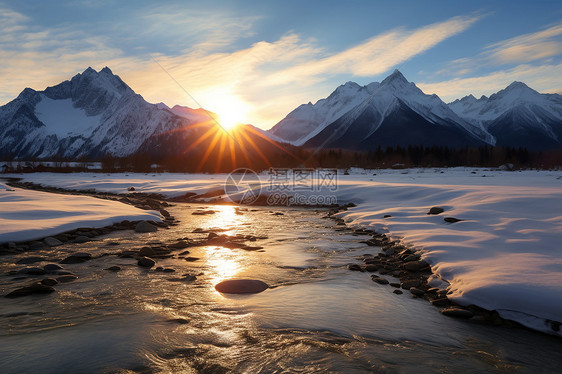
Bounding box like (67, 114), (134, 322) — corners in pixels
(485, 23), (562, 65)
(419, 22), (562, 101)
(435, 22), (562, 78)
(0, 4), (260, 103)
(135, 5), (261, 53)
(262, 15), (482, 86)
(419, 63), (562, 102)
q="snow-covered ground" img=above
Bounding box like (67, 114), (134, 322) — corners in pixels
(2, 168), (562, 335)
(0, 182), (161, 243)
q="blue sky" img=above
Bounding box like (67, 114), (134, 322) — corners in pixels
(1, 0), (561, 128)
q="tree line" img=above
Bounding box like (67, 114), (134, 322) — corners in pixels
(3, 145), (560, 173)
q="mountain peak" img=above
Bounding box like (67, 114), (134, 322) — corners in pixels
(505, 81), (530, 91)
(380, 69), (409, 86)
(490, 81), (539, 102)
(100, 66), (113, 75)
(336, 81), (361, 91)
(327, 81), (362, 99)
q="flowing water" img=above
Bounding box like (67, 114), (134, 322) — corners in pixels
(1, 204), (561, 373)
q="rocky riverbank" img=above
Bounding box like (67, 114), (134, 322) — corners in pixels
(3, 226), (269, 298)
(326, 204), (548, 332)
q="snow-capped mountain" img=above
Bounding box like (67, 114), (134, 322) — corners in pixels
(449, 82), (562, 149)
(281, 70), (487, 150)
(269, 81), (380, 145)
(270, 70), (562, 150)
(0, 67), (218, 159)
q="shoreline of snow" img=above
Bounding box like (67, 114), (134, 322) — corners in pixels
(2, 168), (562, 335)
(0, 182), (162, 244)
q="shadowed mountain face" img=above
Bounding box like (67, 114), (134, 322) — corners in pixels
(272, 71), (562, 151)
(304, 98), (484, 150)
(298, 70), (485, 150)
(450, 82), (562, 150)
(486, 105), (562, 150)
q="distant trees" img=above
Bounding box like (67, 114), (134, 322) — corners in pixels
(1, 144), (560, 172)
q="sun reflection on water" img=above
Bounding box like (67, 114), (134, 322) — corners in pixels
(205, 205), (242, 234)
(198, 205), (247, 289)
(205, 246), (241, 281)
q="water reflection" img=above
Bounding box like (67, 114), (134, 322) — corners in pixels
(204, 204), (244, 233)
(2, 204), (562, 374)
(205, 246), (242, 286)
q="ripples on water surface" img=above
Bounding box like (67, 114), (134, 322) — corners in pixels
(1, 204), (562, 373)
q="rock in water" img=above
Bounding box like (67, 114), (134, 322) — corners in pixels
(44, 264), (64, 272)
(5, 283), (55, 298)
(138, 247), (155, 257)
(444, 217), (463, 223)
(427, 207), (444, 215)
(41, 278), (58, 286)
(135, 221), (158, 233)
(403, 260), (429, 271)
(44, 237), (63, 246)
(17, 267), (46, 275)
(74, 236), (91, 243)
(441, 307), (474, 319)
(215, 279), (269, 294)
(16, 256), (46, 264)
(57, 274), (78, 283)
(137, 256), (156, 268)
(60, 252), (92, 264)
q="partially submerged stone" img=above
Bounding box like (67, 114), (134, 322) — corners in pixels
(16, 256), (46, 264)
(444, 217), (463, 223)
(441, 307), (474, 319)
(427, 207), (444, 215)
(5, 283), (55, 298)
(215, 279), (269, 294)
(135, 221), (158, 233)
(137, 256), (156, 268)
(44, 237), (63, 246)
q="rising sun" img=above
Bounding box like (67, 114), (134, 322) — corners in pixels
(210, 93), (251, 131)
(215, 108), (241, 130)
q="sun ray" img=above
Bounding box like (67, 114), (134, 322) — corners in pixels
(215, 132), (228, 172)
(243, 125), (300, 160)
(231, 128), (253, 166)
(238, 127), (272, 167)
(228, 134), (236, 169)
(196, 128), (223, 172)
(182, 125), (219, 155)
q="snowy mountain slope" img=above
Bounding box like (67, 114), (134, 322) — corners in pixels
(271, 70), (492, 150)
(302, 70), (488, 150)
(449, 82), (562, 149)
(0, 67), (212, 159)
(268, 81), (379, 145)
(271, 70), (562, 150)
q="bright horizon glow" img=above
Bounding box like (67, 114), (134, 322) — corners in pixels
(209, 91), (252, 131)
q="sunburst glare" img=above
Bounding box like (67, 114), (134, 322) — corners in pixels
(210, 92), (251, 131)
